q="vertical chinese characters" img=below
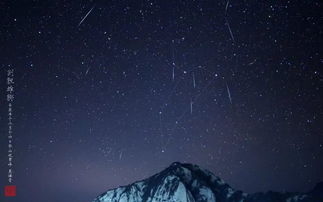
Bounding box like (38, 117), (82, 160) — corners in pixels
(7, 69), (14, 184)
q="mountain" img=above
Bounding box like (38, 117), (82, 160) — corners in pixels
(92, 162), (323, 202)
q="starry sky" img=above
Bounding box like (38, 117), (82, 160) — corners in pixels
(0, 0), (322, 202)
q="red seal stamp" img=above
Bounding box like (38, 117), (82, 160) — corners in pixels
(5, 185), (16, 197)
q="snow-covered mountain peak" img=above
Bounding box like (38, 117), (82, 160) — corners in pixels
(93, 162), (323, 202)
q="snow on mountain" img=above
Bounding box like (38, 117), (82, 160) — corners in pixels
(92, 162), (323, 202)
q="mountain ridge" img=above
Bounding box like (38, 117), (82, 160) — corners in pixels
(93, 162), (323, 202)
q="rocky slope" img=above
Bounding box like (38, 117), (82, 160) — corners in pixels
(93, 162), (323, 202)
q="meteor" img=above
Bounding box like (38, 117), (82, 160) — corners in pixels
(78, 5), (95, 27)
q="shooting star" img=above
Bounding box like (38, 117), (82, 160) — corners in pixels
(171, 40), (175, 81)
(78, 5), (95, 27)
(119, 150), (123, 160)
(226, 82), (232, 104)
(190, 98), (193, 114)
(225, 19), (235, 43)
(225, 0), (229, 14)
(172, 65), (175, 81)
(192, 72), (196, 88)
(248, 58), (257, 66)
(85, 66), (92, 76)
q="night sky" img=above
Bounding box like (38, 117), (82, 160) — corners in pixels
(1, 0), (323, 202)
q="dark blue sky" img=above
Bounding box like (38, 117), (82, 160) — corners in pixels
(0, 0), (322, 202)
